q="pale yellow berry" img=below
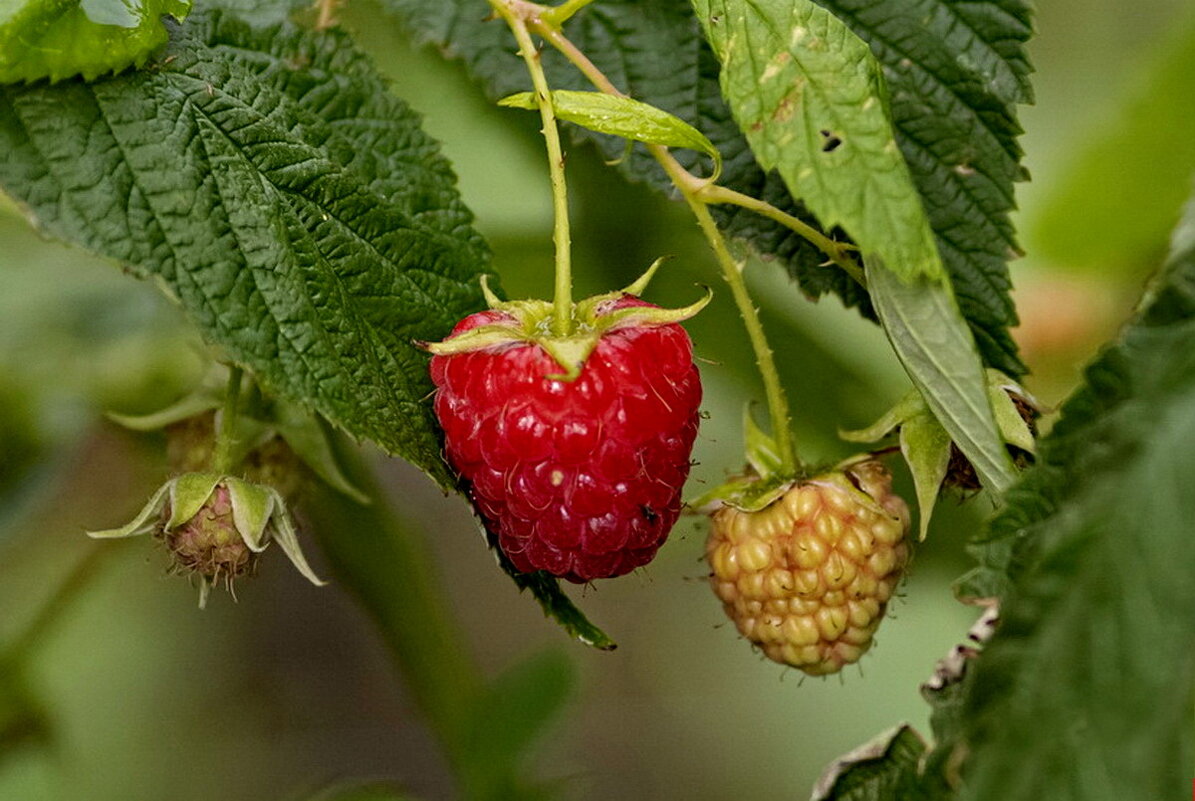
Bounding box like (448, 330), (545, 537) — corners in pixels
(707, 460), (909, 675)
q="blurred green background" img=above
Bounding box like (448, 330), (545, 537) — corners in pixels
(1, 0), (1193, 798)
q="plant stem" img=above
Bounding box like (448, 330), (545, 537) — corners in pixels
(213, 365), (243, 474)
(491, 1), (574, 336)
(699, 184), (865, 286)
(684, 197), (798, 473)
(529, 20), (800, 472)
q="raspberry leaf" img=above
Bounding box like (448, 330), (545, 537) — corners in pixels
(0, 0), (192, 83)
(811, 0), (1032, 377)
(693, 0), (943, 284)
(898, 413), (951, 542)
(499, 555), (617, 651)
(869, 265), (1017, 495)
(953, 189), (1195, 801)
(499, 90), (721, 179)
(0, 9), (491, 488)
(811, 725), (929, 801)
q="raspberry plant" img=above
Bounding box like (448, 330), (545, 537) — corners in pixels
(1, 1), (1193, 800)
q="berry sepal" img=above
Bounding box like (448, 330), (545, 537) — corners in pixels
(423, 260), (710, 380)
(689, 408), (800, 514)
(88, 472), (326, 607)
(840, 369), (1039, 539)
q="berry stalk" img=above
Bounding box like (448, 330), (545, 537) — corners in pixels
(212, 365), (243, 474)
(490, 1), (574, 337)
(682, 194), (798, 474)
(525, 10), (800, 472)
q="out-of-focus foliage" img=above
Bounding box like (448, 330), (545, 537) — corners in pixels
(1033, 11), (1195, 272)
(954, 188), (1195, 801)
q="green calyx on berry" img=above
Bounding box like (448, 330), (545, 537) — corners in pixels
(689, 407), (809, 514)
(87, 472), (326, 607)
(840, 369), (1040, 539)
(422, 258), (710, 380)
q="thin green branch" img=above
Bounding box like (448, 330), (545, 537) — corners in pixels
(698, 184), (865, 286)
(491, 1), (574, 336)
(683, 198), (797, 472)
(529, 20), (800, 471)
(213, 365), (243, 474)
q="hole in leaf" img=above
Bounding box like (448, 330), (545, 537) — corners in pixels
(820, 130), (843, 152)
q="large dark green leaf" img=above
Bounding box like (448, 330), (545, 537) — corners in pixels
(382, 0), (1030, 375)
(957, 190), (1195, 801)
(0, 10), (492, 487)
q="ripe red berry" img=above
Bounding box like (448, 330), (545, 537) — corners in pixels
(430, 295), (702, 582)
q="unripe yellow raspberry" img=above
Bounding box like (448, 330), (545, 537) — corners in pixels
(706, 460), (910, 675)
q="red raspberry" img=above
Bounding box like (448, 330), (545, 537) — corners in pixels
(430, 295), (702, 582)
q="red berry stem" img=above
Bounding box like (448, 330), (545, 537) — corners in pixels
(489, 1), (574, 337)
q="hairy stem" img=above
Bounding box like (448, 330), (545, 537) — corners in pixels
(213, 365), (243, 474)
(699, 184), (865, 286)
(491, 1), (574, 336)
(684, 198), (798, 472)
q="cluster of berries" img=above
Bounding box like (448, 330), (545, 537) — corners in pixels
(429, 287), (913, 675)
